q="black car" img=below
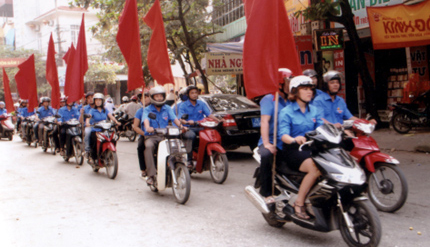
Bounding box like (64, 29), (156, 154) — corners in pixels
(199, 94), (261, 150)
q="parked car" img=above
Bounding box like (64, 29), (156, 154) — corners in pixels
(199, 94), (261, 151)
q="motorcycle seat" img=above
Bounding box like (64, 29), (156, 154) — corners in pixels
(276, 160), (306, 177)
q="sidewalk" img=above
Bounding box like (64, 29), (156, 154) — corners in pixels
(371, 128), (430, 153)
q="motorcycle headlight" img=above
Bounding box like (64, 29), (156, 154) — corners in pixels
(167, 128), (180, 136)
(355, 122), (375, 134)
(330, 165), (366, 185)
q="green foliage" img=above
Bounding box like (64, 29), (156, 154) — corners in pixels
(85, 59), (122, 89)
(294, 0), (340, 22)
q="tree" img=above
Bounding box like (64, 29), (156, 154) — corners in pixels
(85, 59), (122, 90)
(296, 0), (380, 121)
(71, 0), (222, 93)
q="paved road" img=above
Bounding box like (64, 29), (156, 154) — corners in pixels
(0, 136), (429, 246)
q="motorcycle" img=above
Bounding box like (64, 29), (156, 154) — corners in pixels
(115, 112), (137, 142)
(23, 115), (38, 148)
(147, 113), (191, 204)
(60, 118), (84, 165)
(41, 116), (58, 155)
(391, 89), (430, 134)
(182, 114), (229, 184)
(344, 119), (408, 212)
(245, 124), (382, 247)
(87, 120), (119, 179)
(0, 114), (14, 141)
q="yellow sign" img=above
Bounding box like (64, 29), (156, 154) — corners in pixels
(367, 0), (430, 50)
(205, 53), (243, 75)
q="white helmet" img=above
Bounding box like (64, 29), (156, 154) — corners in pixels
(149, 86), (166, 107)
(93, 93), (105, 105)
(0, 101), (5, 107)
(289, 75), (314, 92)
(122, 96), (130, 103)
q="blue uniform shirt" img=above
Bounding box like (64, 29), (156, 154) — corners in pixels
(21, 107), (35, 117)
(89, 108), (109, 132)
(142, 104), (177, 135)
(258, 94), (290, 148)
(58, 106), (80, 123)
(278, 102), (324, 149)
(134, 107), (144, 137)
(37, 106), (55, 119)
(0, 108), (7, 115)
(178, 99), (211, 125)
(312, 92), (353, 124)
(82, 104), (94, 126)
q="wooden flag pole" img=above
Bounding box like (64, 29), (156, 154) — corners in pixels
(272, 91), (279, 196)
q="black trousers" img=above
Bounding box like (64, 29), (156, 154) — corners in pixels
(137, 136), (146, 171)
(59, 126), (73, 156)
(258, 144), (281, 197)
(90, 132), (98, 160)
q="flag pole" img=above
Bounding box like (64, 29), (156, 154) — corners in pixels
(272, 91), (279, 195)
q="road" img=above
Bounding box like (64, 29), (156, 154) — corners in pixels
(0, 136), (429, 247)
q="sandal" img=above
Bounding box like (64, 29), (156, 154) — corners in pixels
(140, 171), (147, 180)
(146, 177), (154, 185)
(294, 202), (310, 220)
(60, 149), (65, 156)
(264, 196), (276, 204)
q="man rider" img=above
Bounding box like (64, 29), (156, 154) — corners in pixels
(178, 85), (220, 167)
(303, 69), (323, 98)
(114, 96), (130, 115)
(19, 100), (35, 138)
(133, 92), (150, 179)
(258, 68), (292, 202)
(125, 94), (142, 119)
(0, 101), (6, 115)
(57, 98), (80, 157)
(79, 92), (95, 158)
(34, 97), (56, 145)
(142, 86), (185, 185)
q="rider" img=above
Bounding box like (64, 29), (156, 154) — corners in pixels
(142, 86), (184, 185)
(279, 75), (324, 220)
(133, 93), (151, 179)
(178, 85), (220, 167)
(0, 101), (6, 115)
(34, 97), (56, 145)
(59, 96), (67, 108)
(114, 96), (130, 115)
(57, 98), (80, 157)
(173, 87), (188, 116)
(258, 68), (292, 202)
(125, 94), (142, 119)
(86, 93), (120, 163)
(79, 92), (95, 158)
(303, 69), (323, 98)
(19, 100), (35, 138)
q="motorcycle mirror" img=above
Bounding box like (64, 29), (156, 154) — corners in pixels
(148, 113), (157, 120)
(36, 111), (40, 114)
(54, 114), (61, 118)
(181, 114), (189, 120)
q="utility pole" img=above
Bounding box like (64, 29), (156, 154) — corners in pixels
(55, 0), (63, 66)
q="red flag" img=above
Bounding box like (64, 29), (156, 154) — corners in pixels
(243, 0), (301, 99)
(2, 68), (15, 113)
(116, 0), (145, 91)
(46, 33), (61, 109)
(143, 0), (174, 86)
(63, 43), (75, 65)
(15, 54), (38, 112)
(64, 14), (88, 103)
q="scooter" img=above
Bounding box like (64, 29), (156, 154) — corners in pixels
(23, 115), (38, 148)
(115, 112), (137, 142)
(0, 114), (14, 141)
(245, 124), (382, 247)
(41, 116), (58, 155)
(147, 113), (191, 204)
(344, 119), (408, 212)
(60, 118), (84, 165)
(182, 114), (229, 184)
(87, 120), (119, 179)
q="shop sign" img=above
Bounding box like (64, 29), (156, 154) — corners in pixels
(206, 53), (243, 75)
(367, 0), (430, 50)
(314, 29), (344, 51)
(294, 35), (314, 71)
(410, 46), (429, 81)
(284, 0), (309, 35)
(0, 58), (26, 67)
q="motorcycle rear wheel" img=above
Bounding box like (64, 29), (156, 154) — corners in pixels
(172, 163), (191, 204)
(73, 140), (84, 166)
(368, 163), (408, 212)
(392, 113), (412, 134)
(339, 199), (381, 247)
(209, 152), (229, 184)
(104, 150), (118, 179)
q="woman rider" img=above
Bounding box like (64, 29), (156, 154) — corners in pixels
(86, 93), (120, 163)
(278, 75), (324, 219)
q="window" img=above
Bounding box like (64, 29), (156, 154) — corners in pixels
(213, 0), (244, 27)
(70, 25), (80, 45)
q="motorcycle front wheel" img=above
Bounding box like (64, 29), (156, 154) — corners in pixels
(104, 150), (118, 179)
(368, 163), (408, 212)
(49, 136), (56, 155)
(73, 139), (84, 166)
(172, 163), (191, 204)
(339, 199), (381, 247)
(209, 151), (229, 184)
(127, 126), (137, 142)
(392, 113), (412, 134)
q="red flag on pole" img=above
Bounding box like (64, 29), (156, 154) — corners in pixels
(243, 0), (301, 99)
(2, 68), (15, 113)
(143, 0), (175, 86)
(116, 0), (145, 91)
(15, 54), (38, 112)
(46, 33), (61, 109)
(64, 14), (88, 103)
(63, 43), (75, 65)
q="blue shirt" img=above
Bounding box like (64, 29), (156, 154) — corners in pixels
(178, 99), (211, 125)
(89, 108), (109, 132)
(0, 108), (7, 115)
(142, 104), (177, 135)
(312, 92), (353, 124)
(37, 106), (55, 119)
(58, 106), (80, 123)
(258, 94), (290, 147)
(134, 107), (144, 137)
(83, 104), (94, 126)
(21, 107), (35, 118)
(278, 102), (324, 149)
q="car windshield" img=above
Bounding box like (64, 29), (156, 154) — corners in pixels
(201, 95), (259, 112)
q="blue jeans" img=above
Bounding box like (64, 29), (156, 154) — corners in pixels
(84, 126), (92, 152)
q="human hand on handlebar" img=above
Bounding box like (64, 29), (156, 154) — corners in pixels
(188, 120), (195, 126)
(294, 136), (307, 145)
(147, 127), (155, 133)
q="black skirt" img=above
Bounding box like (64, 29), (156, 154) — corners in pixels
(282, 143), (312, 171)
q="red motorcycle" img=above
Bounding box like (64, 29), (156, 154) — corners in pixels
(87, 120), (119, 179)
(0, 114), (14, 141)
(187, 117), (229, 184)
(344, 119), (408, 212)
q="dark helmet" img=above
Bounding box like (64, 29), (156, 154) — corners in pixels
(303, 69), (318, 78)
(322, 70), (342, 93)
(178, 87), (188, 101)
(186, 85), (199, 96)
(149, 86), (166, 107)
(85, 92), (95, 98)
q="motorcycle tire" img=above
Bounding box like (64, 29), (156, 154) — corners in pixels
(391, 113), (412, 134)
(339, 199), (381, 247)
(209, 151), (229, 184)
(73, 139), (84, 166)
(104, 150), (118, 179)
(368, 163), (408, 213)
(128, 130), (137, 142)
(172, 163), (191, 204)
(8, 133), (13, 141)
(49, 137), (56, 155)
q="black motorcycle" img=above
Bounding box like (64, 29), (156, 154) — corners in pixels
(115, 112), (137, 142)
(41, 116), (58, 155)
(22, 115), (38, 148)
(60, 118), (84, 165)
(391, 89), (430, 134)
(245, 124), (382, 247)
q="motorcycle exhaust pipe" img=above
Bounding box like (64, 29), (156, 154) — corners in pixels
(244, 185), (270, 214)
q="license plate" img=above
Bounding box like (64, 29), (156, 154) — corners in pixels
(252, 118), (261, 128)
